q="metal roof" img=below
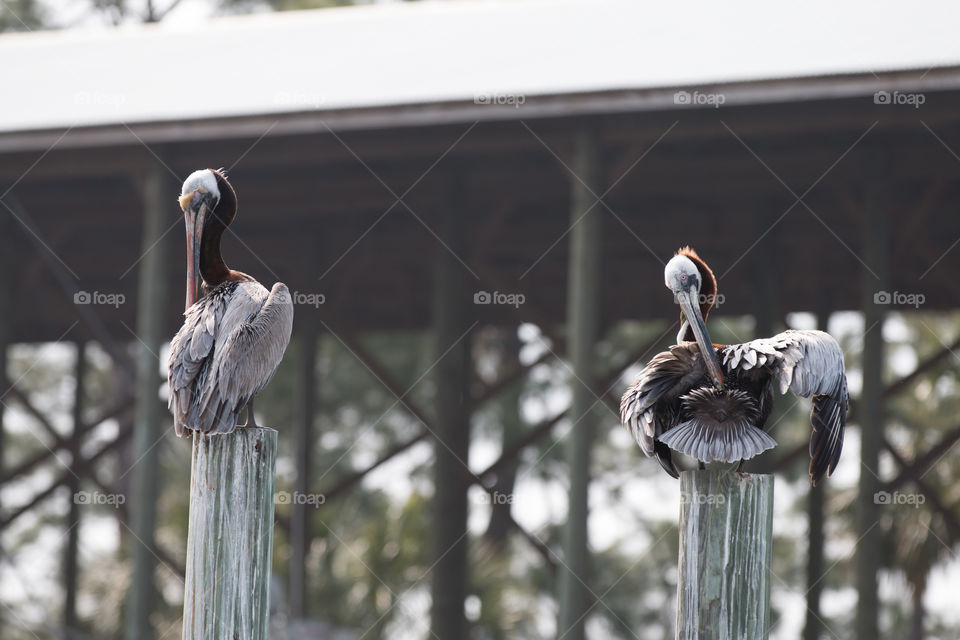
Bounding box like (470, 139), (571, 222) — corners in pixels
(2, 0), (960, 136)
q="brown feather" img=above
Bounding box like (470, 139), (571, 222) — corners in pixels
(676, 246), (718, 341)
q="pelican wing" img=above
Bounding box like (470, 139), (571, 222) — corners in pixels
(722, 329), (848, 483)
(168, 280), (294, 436)
(620, 344), (707, 478)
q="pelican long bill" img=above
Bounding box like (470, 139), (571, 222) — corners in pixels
(676, 289), (725, 390)
(182, 198), (206, 312)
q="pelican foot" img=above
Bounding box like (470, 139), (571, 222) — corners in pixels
(239, 400), (260, 429)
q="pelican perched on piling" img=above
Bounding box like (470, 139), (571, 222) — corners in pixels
(168, 168), (294, 436)
(620, 247), (848, 484)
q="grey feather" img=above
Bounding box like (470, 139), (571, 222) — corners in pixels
(722, 329), (848, 483)
(168, 280), (294, 437)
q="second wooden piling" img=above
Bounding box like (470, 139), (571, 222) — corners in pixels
(677, 470), (774, 640)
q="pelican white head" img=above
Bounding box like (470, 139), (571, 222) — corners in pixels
(664, 253), (701, 294)
(178, 168), (223, 312)
(179, 169), (220, 211)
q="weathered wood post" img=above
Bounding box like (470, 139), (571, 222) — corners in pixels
(677, 469), (774, 640)
(182, 427), (278, 640)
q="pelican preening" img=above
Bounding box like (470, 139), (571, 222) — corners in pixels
(168, 169), (294, 437)
(620, 247), (848, 484)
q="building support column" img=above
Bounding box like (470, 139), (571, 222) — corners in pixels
(0, 218), (9, 536)
(125, 163), (172, 640)
(63, 341), (86, 639)
(803, 310), (830, 640)
(429, 179), (472, 640)
(557, 129), (602, 640)
(290, 322), (318, 618)
(855, 165), (889, 640)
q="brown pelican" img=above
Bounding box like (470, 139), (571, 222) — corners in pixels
(167, 168), (294, 436)
(620, 248), (848, 484)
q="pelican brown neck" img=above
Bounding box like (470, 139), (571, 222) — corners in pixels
(677, 247), (718, 341)
(181, 170), (239, 310)
(198, 171), (238, 290)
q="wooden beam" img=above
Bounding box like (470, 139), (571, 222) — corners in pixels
(1, 395), (133, 486)
(6, 384), (67, 449)
(0, 211), (9, 489)
(125, 162), (172, 640)
(63, 342), (85, 639)
(557, 128), (603, 640)
(883, 424), (960, 492)
(428, 177), (473, 640)
(0, 421), (133, 528)
(882, 436), (960, 541)
(469, 350), (553, 411)
(290, 325), (317, 618)
(855, 153), (889, 640)
(843, 333), (960, 423)
(0, 195), (133, 373)
(0, 214), (7, 601)
(329, 328), (435, 429)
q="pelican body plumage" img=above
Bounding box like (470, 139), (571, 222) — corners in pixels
(620, 247), (848, 484)
(167, 169), (294, 437)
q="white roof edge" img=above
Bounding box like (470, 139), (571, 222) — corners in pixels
(4, 0), (960, 141)
(1, 66), (958, 154)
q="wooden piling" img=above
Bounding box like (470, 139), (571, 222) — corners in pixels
(677, 470), (773, 640)
(182, 427), (278, 640)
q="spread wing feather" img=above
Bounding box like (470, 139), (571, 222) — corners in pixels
(168, 280), (294, 436)
(620, 345), (707, 478)
(722, 329), (848, 484)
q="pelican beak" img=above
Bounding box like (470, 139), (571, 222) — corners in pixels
(676, 288), (725, 390)
(181, 191), (207, 311)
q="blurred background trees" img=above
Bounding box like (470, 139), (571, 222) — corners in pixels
(5, 310), (960, 639)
